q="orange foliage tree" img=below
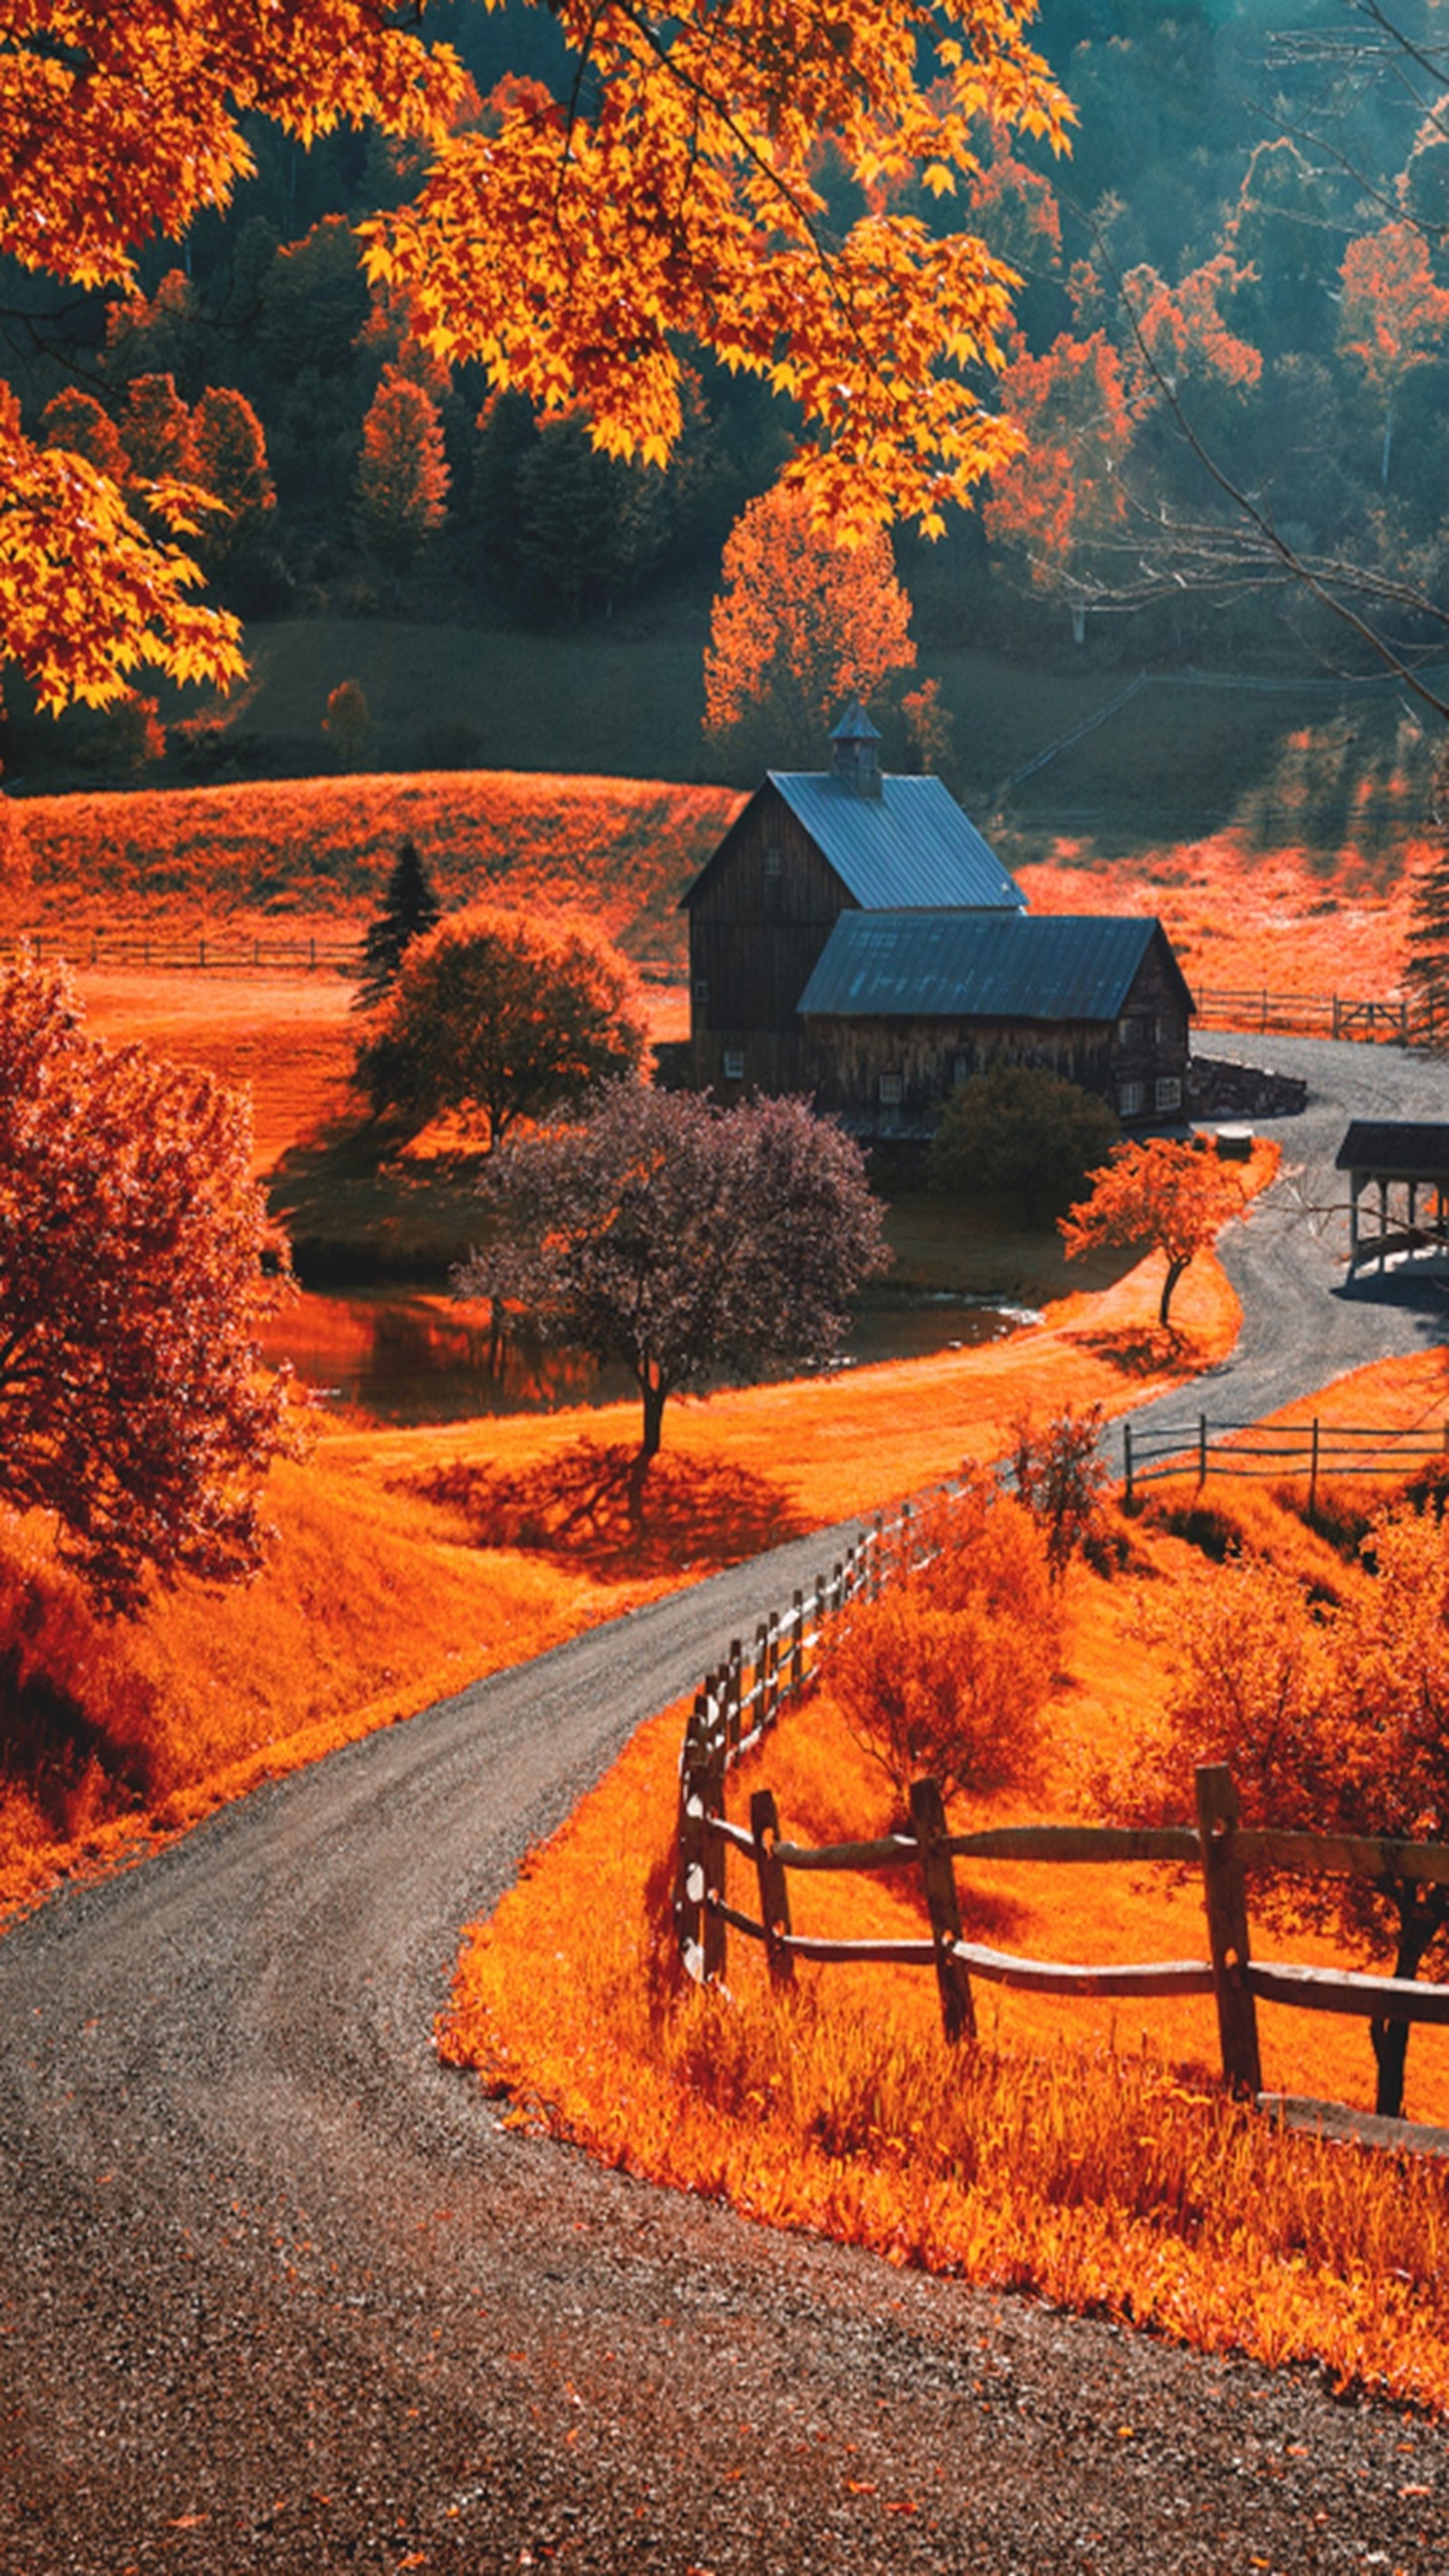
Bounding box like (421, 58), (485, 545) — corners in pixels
(39, 388), (129, 481)
(1060, 1138), (1248, 1329)
(983, 331), (1134, 620)
(703, 485), (918, 767)
(0, 953), (300, 1614)
(355, 906), (648, 1150)
(120, 372), (194, 483)
(188, 387), (276, 560)
(0, 0), (1067, 710)
(830, 1472), (1058, 1806)
(1339, 220), (1449, 487)
(1130, 1511), (1449, 2119)
(355, 364), (449, 562)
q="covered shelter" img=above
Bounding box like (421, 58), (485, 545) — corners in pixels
(1335, 1120), (1449, 1273)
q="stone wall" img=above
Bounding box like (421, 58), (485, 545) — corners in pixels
(1188, 1053), (1308, 1120)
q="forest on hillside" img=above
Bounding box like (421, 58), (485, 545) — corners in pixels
(5, 0), (1449, 788)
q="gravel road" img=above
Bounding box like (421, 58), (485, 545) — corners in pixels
(3, 1038), (1449, 2576)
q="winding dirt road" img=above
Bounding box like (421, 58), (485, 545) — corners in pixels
(4, 1038), (1449, 2575)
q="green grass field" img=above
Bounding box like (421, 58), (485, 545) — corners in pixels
(14, 611), (1436, 874)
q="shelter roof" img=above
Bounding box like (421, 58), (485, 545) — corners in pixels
(798, 908), (1187, 1023)
(763, 772), (1026, 911)
(1336, 1121), (1449, 1178)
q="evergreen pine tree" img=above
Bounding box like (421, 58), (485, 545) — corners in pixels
(354, 840), (442, 1012)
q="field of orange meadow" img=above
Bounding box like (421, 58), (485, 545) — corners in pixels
(0, 1206), (1251, 1920)
(1012, 824), (1435, 1004)
(1, 771), (744, 975)
(2, 762), (1436, 1004)
(443, 1342), (1449, 2417)
(7, 770), (1449, 2408)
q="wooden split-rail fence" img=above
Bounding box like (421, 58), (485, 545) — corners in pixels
(673, 1534), (1449, 2102)
(1121, 1412), (1449, 1507)
(21, 928), (363, 974)
(1195, 984), (1445, 1046)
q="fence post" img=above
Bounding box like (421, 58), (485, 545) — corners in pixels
(701, 1687), (729, 1984)
(1123, 1419), (1135, 1505)
(1195, 1764), (1262, 2099)
(909, 1776), (975, 2043)
(765, 1608), (780, 1725)
(1197, 1413), (1208, 1488)
(1309, 1418), (1320, 1515)
(674, 1695), (710, 1981)
(726, 1639), (742, 1749)
(752, 1621), (769, 1736)
(790, 1590), (805, 1699)
(750, 1788), (794, 1987)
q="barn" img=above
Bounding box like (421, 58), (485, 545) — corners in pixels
(671, 702), (1195, 1131)
(798, 908), (1193, 1132)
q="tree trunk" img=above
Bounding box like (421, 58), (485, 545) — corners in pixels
(1158, 1255), (1187, 1328)
(629, 1375), (667, 1521)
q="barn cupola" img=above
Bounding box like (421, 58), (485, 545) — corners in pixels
(830, 697), (883, 799)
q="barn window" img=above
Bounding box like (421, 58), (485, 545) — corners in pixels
(1156, 1075), (1183, 1112)
(763, 843), (782, 879)
(723, 1047), (745, 1081)
(951, 1054), (972, 1090)
(878, 1072), (904, 1107)
(1118, 1080), (1146, 1117)
(1118, 1015), (1140, 1048)
(693, 977), (708, 1005)
(1156, 1013), (1180, 1044)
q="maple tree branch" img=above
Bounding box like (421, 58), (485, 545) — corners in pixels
(1083, 216), (1449, 722)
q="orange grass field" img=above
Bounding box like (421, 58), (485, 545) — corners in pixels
(1, 763), (1435, 1003)
(1013, 824), (1434, 1003)
(1, 771), (744, 975)
(0, 1165), (1263, 1919)
(442, 1345), (1449, 2416)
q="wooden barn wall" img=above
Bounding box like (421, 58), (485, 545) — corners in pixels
(687, 788), (849, 1038)
(803, 1016), (1120, 1115)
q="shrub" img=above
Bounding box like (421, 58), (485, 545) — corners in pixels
(928, 1064), (1120, 1224)
(1010, 1402), (1111, 1581)
(830, 1476), (1057, 1807)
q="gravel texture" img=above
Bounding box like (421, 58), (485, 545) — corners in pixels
(3, 1036), (1448, 2575)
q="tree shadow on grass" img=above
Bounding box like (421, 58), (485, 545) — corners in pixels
(418, 1439), (808, 1579)
(1070, 1323), (1185, 1378)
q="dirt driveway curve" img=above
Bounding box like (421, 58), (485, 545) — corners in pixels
(2, 1036), (1447, 2575)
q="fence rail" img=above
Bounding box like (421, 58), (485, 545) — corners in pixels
(1121, 1412), (1449, 1505)
(672, 1495), (1449, 2113)
(19, 928), (363, 974)
(1195, 984), (1443, 1045)
(682, 1754), (1449, 2099)
(7, 931), (1447, 1045)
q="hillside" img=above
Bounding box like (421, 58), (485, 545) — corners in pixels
(3, 722), (1434, 1010)
(2, 769), (744, 976)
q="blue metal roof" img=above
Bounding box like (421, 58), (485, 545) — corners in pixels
(767, 772), (1026, 912)
(798, 909), (1185, 1022)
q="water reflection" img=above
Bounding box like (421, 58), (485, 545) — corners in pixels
(257, 1289), (1032, 1427)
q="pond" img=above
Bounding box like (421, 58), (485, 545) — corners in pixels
(256, 1288), (1038, 1427)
